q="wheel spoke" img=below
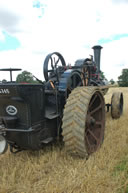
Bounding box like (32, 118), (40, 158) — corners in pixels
(55, 57), (60, 67)
(90, 104), (102, 115)
(50, 57), (54, 70)
(47, 70), (53, 72)
(85, 133), (92, 148)
(87, 129), (99, 143)
(89, 94), (97, 108)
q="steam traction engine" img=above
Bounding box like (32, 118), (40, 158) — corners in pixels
(0, 46), (123, 158)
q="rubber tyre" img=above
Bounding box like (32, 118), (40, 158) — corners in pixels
(111, 92), (123, 119)
(62, 86), (105, 158)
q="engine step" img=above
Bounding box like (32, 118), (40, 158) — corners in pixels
(41, 137), (53, 144)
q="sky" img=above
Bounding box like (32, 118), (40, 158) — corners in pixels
(0, 0), (128, 81)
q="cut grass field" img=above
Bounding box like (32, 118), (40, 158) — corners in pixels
(0, 87), (128, 193)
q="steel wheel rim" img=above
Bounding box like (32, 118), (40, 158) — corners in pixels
(85, 91), (105, 154)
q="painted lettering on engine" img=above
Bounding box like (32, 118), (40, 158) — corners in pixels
(0, 89), (10, 94)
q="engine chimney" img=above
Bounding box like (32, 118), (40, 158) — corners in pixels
(92, 45), (103, 73)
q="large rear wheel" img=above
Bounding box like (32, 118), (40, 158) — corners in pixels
(62, 87), (105, 158)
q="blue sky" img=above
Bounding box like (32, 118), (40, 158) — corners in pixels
(0, 31), (20, 51)
(0, 0), (128, 81)
(98, 34), (128, 44)
(1, 31), (128, 52)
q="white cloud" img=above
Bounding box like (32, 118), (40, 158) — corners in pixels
(101, 37), (128, 80)
(0, 48), (45, 81)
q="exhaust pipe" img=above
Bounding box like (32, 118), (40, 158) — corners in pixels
(92, 45), (103, 73)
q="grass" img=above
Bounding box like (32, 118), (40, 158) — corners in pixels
(0, 87), (128, 193)
(113, 155), (128, 193)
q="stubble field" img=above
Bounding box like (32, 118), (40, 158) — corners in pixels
(0, 87), (128, 193)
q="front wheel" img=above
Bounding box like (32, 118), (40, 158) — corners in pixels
(111, 92), (123, 119)
(62, 87), (105, 158)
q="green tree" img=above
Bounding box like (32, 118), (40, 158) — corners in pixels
(16, 71), (38, 83)
(118, 69), (128, 87)
(2, 79), (7, 83)
(110, 79), (115, 85)
(100, 71), (105, 79)
(100, 71), (108, 81)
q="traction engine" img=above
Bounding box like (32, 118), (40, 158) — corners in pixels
(0, 46), (123, 158)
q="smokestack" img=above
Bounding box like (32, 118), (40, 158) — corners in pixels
(92, 45), (103, 73)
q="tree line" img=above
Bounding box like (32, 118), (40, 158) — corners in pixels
(16, 68), (128, 87)
(1, 68), (128, 87)
(118, 69), (128, 87)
